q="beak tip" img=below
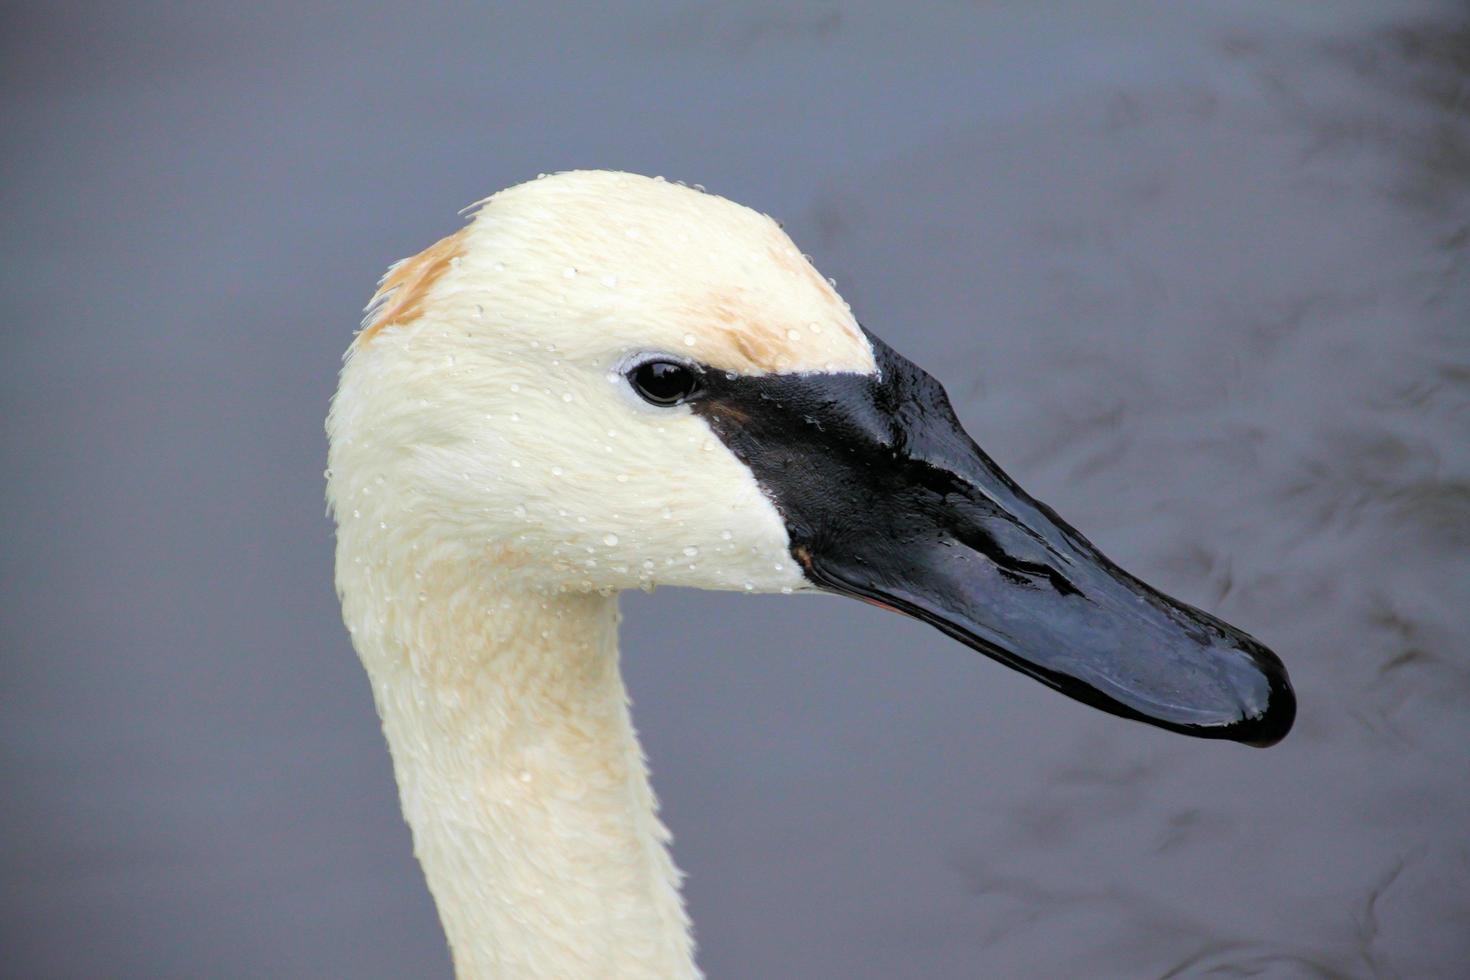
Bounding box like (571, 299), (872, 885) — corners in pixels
(1245, 680), (1296, 749)
(1226, 642), (1296, 748)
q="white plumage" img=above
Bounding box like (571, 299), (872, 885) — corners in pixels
(328, 171), (878, 978)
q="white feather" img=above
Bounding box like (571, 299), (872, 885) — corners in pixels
(327, 171), (877, 977)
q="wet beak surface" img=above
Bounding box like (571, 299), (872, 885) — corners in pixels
(696, 331), (1295, 746)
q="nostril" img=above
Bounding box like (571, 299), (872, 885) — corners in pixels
(950, 523), (1082, 597)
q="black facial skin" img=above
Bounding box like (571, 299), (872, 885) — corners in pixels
(676, 331), (1294, 747)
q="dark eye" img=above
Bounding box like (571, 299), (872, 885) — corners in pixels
(628, 359), (704, 406)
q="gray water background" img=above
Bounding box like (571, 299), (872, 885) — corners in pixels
(3, 2), (1468, 977)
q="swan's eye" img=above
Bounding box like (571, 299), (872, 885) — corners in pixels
(628, 359), (704, 406)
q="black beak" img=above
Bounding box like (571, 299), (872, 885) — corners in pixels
(695, 331), (1294, 746)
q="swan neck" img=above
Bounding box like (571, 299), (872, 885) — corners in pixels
(351, 580), (696, 978)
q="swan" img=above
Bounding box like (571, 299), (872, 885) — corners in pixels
(325, 170), (1294, 978)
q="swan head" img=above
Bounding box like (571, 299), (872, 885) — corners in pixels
(328, 170), (1294, 746)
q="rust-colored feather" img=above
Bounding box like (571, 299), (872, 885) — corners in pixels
(358, 227), (469, 344)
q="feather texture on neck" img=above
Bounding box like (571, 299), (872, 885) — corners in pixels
(338, 539), (697, 978)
